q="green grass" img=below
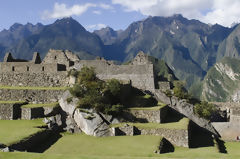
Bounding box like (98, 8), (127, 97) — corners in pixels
(0, 119), (45, 146)
(111, 118), (189, 130)
(0, 86), (68, 90)
(0, 101), (25, 104)
(21, 102), (59, 108)
(46, 133), (161, 157)
(129, 105), (167, 110)
(1, 136), (240, 159)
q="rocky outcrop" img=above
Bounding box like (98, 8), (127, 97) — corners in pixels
(154, 89), (219, 136)
(59, 90), (114, 137)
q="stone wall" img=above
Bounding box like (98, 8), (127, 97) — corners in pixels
(212, 122), (240, 141)
(140, 128), (189, 147)
(0, 63), (60, 73)
(74, 60), (155, 92)
(124, 106), (168, 123)
(158, 82), (170, 91)
(0, 89), (65, 103)
(21, 106), (60, 120)
(0, 103), (24, 119)
(21, 107), (44, 120)
(113, 125), (189, 147)
(0, 72), (68, 87)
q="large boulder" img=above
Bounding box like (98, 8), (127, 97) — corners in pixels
(59, 90), (115, 136)
(74, 109), (113, 136)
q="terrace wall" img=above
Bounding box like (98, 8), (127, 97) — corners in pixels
(0, 89), (65, 103)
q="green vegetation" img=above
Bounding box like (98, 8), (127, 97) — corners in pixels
(2, 136), (240, 159)
(111, 118), (189, 130)
(69, 67), (124, 115)
(69, 67), (157, 116)
(21, 102), (59, 108)
(0, 86), (68, 90)
(0, 119), (45, 146)
(46, 134), (161, 157)
(201, 57), (240, 102)
(194, 101), (217, 120)
(129, 104), (167, 111)
(173, 81), (190, 99)
(0, 101), (25, 104)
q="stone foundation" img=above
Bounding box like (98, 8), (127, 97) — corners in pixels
(0, 89), (65, 103)
(0, 72), (68, 87)
(112, 126), (189, 147)
(0, 102), (25, 119)
(21, 106), (60, 120)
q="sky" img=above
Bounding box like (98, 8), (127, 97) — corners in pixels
(1, 0), (240, 32)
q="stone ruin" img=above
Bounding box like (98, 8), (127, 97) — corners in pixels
(211, 102), (240, 141)
(0, 49), (225, 152)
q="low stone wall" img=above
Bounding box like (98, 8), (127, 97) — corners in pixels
(212, 122), (240, 141)
(113, 125), (188, 147)
(21, 107), (44, 120)
(139, 128), (189, 147)
(0, 89), (65, 103)
(0, 72), (68, 87)
(21, 106), (60, 120)
(0, 103), (25, 119)
(125, 107), (168, 123)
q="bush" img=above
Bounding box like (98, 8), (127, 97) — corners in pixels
(68, 68), (78, 77)
(77, 66), (97, 84)
(173, 81), (190, 99)
(70, 67), (125, 116)
(66, 97), (73, 103)
(194, 101), (217, 120)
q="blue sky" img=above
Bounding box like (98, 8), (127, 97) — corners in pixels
(0, 0), (146, 32)
(1, 0), (240, 32)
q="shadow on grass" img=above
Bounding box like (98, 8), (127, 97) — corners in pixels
(30, 132), (62, 153)
(215, 136), (227, 154)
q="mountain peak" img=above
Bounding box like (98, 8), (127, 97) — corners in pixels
(10, 23), (23, 31)
(53, 17), (86, 31)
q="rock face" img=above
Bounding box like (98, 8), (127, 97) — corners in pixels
(73, 109), (112, 136)
(201, 57), (240, 102)
(59, 90), (114, 136)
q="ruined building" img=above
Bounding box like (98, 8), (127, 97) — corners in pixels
(0, 49), (170, 92)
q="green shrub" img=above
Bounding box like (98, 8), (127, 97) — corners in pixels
(194, 101), (217, 120)
(173, 81), (190, 99)
(164, 89), (172, 97)
(66, 97), (73, 104)
(68, 68), (78, 77)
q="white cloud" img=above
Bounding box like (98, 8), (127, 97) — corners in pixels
(112, 0), (240, 27)
(87, 23), (107, 31)
(93, 10), (102, 15)
(42, 3), (96, 19)
(99, 3), (114, 10)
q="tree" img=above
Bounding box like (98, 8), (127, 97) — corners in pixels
(194, 101), (217, 120)
(69, 67), (124, 116)
(173, 81), (189, 99)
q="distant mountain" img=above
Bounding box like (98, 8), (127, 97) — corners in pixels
(103, 14), (233, 90)
(1, 15), (239, 99)
(0, 22), (44, 59)
(94, 27), (123, 45)
(201, 57), (240, 102)
(217, 24), (240, 61)
(1, 17), (103, 60)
